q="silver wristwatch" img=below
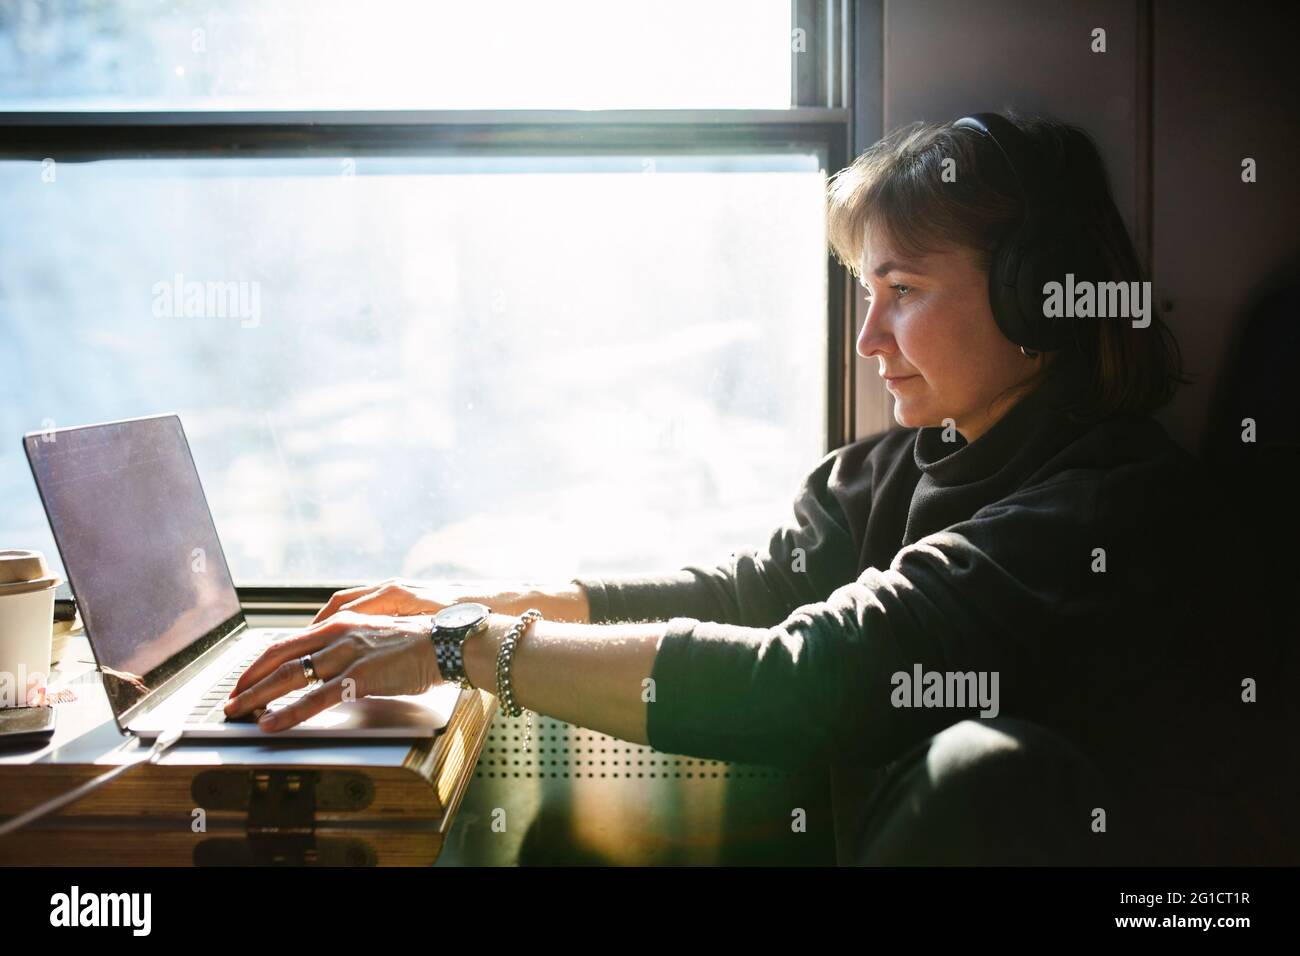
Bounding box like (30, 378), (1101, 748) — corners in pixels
(429, 602), (491, 690)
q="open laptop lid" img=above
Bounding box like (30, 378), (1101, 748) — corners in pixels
(23, 414), (247, 729)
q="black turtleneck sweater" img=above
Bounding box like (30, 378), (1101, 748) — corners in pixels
(573, 373), (1263, 864)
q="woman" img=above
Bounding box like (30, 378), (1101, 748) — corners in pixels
(224, 111), (1260, 865)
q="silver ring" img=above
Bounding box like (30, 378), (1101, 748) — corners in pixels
(299, 654), (320, 684)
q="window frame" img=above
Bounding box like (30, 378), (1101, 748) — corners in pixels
(0, 1), (872, 607)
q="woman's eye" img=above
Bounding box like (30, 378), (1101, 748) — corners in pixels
(862, 283), (912, 303)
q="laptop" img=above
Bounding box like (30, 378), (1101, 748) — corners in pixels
(23, 414), (460, 739)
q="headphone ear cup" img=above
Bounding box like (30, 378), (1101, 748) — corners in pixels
(987, 234), (1034, 348)
(1016, 230), (1075, 352)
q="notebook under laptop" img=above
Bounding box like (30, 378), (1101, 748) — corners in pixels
(23, 414), (459, 740)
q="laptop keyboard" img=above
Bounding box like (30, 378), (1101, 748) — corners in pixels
(185, 630), (302, 725)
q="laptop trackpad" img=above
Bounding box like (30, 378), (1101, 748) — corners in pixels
(221, 683), (463, 738)
(313, 686), (459, 734)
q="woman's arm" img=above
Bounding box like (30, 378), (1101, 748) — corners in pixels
(463, 583), (592, 623)
(464, 615), (666, 746)
(309, 579), (592, 624)
(231, 456), (1201, 778)
(472, 479), (1110, 771)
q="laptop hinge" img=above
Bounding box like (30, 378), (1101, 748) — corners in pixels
(118, 618), (254, 730)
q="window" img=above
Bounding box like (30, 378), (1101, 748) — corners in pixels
(0, 2), (856, 587)
(0, 0), (792, 110)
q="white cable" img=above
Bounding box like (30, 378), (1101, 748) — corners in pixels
(0, 727), (185, 838)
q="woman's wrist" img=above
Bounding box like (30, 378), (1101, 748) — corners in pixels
(457, 610), (661, 747)
(453, 585), (589, 693)
(469, 583), (589, 624)
(463, 613), (512, 693)
(542, 582), (589, 623)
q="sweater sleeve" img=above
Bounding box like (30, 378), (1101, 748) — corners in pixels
(644, 475), (1124, 771)
(572, 440), (878, 629)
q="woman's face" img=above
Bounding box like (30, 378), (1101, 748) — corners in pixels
(856, 221), (1041, 442)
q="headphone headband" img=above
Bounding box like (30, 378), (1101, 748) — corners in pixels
(952, 113), (1038, 196)
(952, 112), (1048, 249)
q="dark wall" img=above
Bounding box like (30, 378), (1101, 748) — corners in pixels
(1150, 0), (1298, 451)
(855, 0), (1297, 452)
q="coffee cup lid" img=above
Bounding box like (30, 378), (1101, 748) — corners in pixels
(0, 549), (62, 597)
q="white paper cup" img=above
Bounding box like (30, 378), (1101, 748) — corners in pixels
(0, 550), (60, 709)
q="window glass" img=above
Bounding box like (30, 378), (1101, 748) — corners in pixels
(0, 153), (828, 582)
(0, 0), (793, 110)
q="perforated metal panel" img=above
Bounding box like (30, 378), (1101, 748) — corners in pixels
(435, 711), (836, 866)
(476, 714), (793, 781)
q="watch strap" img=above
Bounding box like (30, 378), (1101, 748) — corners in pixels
(432, 627), (472, 689)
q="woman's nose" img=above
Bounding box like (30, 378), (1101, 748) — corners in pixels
(856, 295), (894, 359)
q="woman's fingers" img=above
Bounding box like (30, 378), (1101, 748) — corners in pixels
(312, 581), (390, 624)
(311, 578), (437, 623)
(224, 632), (360, 719)
(228, 616), (440, 731)
(227, 620), (342, 700)
(257, 667), (365, 733)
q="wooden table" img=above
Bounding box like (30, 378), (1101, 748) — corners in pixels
(0, 618), (495, 866)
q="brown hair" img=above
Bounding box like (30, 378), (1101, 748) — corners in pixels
(827, 110), (1186, 422)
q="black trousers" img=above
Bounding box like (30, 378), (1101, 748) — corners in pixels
(852, 717), (1140, 865)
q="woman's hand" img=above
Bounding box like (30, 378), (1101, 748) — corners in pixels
(222, 611), (442, 732)
(311, 578), (464, 624)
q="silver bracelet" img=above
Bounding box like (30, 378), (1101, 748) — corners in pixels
(496, 609), (542, 752)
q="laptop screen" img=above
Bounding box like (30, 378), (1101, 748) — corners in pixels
(25, 415), (243, 716)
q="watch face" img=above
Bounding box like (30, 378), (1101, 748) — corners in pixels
(435, 602), (490, 630)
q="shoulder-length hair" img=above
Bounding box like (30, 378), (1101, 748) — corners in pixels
(827, 110), (1186, 422)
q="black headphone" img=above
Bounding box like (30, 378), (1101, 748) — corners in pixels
(951, 112), (1075, 354)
